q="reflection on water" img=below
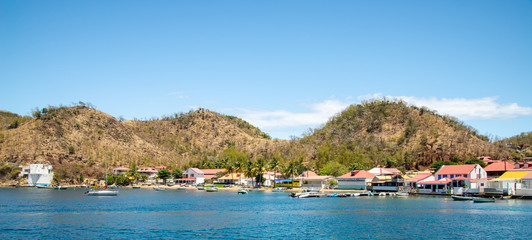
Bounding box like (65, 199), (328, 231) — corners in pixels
(0, 188), (531, 239)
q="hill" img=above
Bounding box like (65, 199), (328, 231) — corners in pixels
(0, 99), (516, 183)
(0, 105), (284, 182)
(299, 99), (511, 171)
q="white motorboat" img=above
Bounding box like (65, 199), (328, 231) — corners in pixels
(87, 190), (118, 196)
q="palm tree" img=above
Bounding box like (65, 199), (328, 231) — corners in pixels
(254, 158), (266, 187)
(268, 158), (280, 187)
(244, 160), (255, 187)
(234, 161), (243, 185)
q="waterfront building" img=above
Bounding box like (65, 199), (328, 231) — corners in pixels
(336, 170), (375, 190)
(24, 164), (54, 187)
(484, 161), (516, 178)
(485, 170), (531, 196)
(181, 168), (226, 185)
(418, 178), (452, 194)
(369, 175), (405, 192)
(137, 168), (158, 183)
(517, 171), (532, 197)
(298, 171), (332, 190)
(404, 173), (434, 192)
(218, 173), (251, 185)
(435, 164), (487, 180)
(112, 167), (130, 176)
(368, 167), (402, 176)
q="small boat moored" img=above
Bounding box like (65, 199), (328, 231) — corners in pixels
(452, 195), (473, 201)
(473, 197), (495, 203)
(153, 186), (166, 191)
(238, 189), (249, 194)
(87, 190), (118, 196)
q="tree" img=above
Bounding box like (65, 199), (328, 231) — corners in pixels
(157, 169), (172, 184)
(464, 158), (487, 168)
(115, 174), (131, 186)
(268, 158), (280, 187)
(139, 173), (148, 182)
(106, 175), (115, 185)
(172, 167), (183, 179)
(328, 179), (338, 189)
(320, 161), (348, 177)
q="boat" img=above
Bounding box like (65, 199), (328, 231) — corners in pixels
(197, 187), (205, 190)
(298, 192), (328, 198)
(153, 186), (166, 191)
(378, 192), (387, 197)
(87, 190), (119, 196)
(238, 189), (248, 194)
(87, 155), (118, 197)
(271, 187), (286, 192)
(396, 192), (409, 197)
(473, 197), (495, 203)
(36, 185), (51, 189)
(451, 195), (473, 201)
(132, 186), (141, 189)
(205, 187), (219, 192)
(54, 186), (68, 190)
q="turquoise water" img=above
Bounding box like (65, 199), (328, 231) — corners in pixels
(0, 188), (531, 239)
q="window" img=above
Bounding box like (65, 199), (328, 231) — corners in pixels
(464, 174), (468, 178)
(450, 174), (455, 179)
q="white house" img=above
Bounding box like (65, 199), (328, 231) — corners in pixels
(112, 167), (130, 175)
(336, 170), (375, 190)
(435, 164), (487, 180)
(25, 164), (54, 187)
(183, 168), (205, 184)
(298, 171), (332, 190)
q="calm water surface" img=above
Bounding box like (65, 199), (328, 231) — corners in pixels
(0, 188), (531, 239)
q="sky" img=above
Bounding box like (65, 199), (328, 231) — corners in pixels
(1, 1), (531, 140)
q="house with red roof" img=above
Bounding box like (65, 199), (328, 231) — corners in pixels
(419, 178), (452, 194)
(298, 171), (333, 190)
(516, 171), (532, 197)
(181, 168), (226, 185)
(368, 167), (402, 176)
(435, 164), (487, 180)
(405, 173), (434, 191)
(336, 170), (375, 190)
(484, 161), (516, 178)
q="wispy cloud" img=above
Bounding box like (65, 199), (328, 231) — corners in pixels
(360, 94), (532, 120)
(167, 91), (187, 99)
(229, 95), (531, 139)
(234, 99), (351, 129)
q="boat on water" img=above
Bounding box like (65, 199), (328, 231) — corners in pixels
(396, 192), (409, 197)
(271, 187), (286, 192)
(206, 187), (219, 192)
(36, 185), (51, 189)
(378, 192), (387, 197)
(452, 195), (473, 201)
(87, 190), (118, 196)
(298, 192), (328, 198)
(153, 186), (166, 191)
(238, 189), (248, 194)
(132, 186), (141, 189)
(473, 197), (495, 203)
(54, 186), (68, 190)
(197, 187), (205, 190)
(87, 155), (118, 197)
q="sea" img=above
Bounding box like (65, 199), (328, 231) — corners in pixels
(0, 188), (531, 240)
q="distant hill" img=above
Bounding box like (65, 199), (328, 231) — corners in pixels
(299, 99), (511, 171)
(0, 105), (284, 182)
(0, 100), (516, 183)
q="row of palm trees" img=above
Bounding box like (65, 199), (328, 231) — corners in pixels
(216, 157), (306, 186)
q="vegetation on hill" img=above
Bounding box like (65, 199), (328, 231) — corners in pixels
(0, 99), (518, 184)
(298, 99), (509, 172)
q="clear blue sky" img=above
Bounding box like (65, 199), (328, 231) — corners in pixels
(1, 1), (531, 140)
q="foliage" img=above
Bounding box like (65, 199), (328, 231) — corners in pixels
(171, 167), (183, 179)
(328, 179), (338, 187)
(464, 158), (486, 168)
(106, 175), (115, 185)
(320, 161), (348, 177)
(430, 160), (459, 171)
(0, 163), (20, 180)
(115, 174), (130, 186)
(157, 168), (172, 184)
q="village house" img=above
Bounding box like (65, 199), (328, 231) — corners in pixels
(517, 171), (532, 197)
(404, 173), (434, 192)
(369, 175), (405, 192)
(112, 167), (130, 176)
(336, 170), (375, 190)
(21, 164), (54, 187)
(368, 167), (402, 176)
(435, 164), (487, 180)
(137, 168), (158, 183)
(181, 168), (226, 185)
(485, 170), (531, 196)
(299, 171), (332, 190)
(218, 172), (250, 185)
(484, 161), (515, 178)
(418, 178), (452, 194)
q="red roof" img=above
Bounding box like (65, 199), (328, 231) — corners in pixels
(421, 178), (451, 184)
(155, 165), (168, 169)
(452, 176), (469, 180)
(300, 171), (319, 178)
(405, 173), (432, 182)
(179, 178), (196, 181)
(436, 165), (476, 175)
(113, 167), (130, 171)
(337, 170), (375, 179)
(200, 169), (226, 175)
(484, 162), (516, 172)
